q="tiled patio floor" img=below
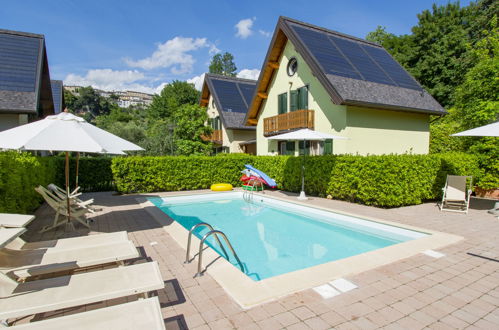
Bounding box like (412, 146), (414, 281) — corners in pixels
(17, 190), (499, 329)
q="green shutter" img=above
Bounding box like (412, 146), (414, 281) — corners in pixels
(290, 90), (298, 111)
(278, 93), (288, 114)
(299, 141), (310, 155)
(286, 141), (295, 155)
(298, 86), (308, 110)
(324, 139), (332, 155)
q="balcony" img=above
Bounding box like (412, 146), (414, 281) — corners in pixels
(202, 129), (223, 144)
(263, 109), (314, 136)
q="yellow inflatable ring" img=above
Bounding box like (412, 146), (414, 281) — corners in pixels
(210, 183), (233, 191)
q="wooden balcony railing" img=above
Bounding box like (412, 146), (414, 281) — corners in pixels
(201, 129), (223, 144)
(263, 109), (314, 136)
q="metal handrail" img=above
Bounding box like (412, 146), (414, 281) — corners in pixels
(184, 222), (228, 263)
(194, 230), (244, 277)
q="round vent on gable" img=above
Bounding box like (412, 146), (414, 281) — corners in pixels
(287, 57), (298, 76)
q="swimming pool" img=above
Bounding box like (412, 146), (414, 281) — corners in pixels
(150, 192), (427, 281)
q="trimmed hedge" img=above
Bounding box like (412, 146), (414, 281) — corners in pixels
(112, 152), (480, 207)
(0, 152), (114, 214)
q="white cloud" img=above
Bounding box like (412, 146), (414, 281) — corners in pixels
(259, 30), (271, 37)
(125, 37), (210, 74)
(187, 73), (205, 91)
(237, 69), (260, 80)
(64, 69), (166, 94)
(235, 18), (255, 39)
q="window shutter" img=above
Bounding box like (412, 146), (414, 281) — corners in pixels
(278, 93), (288, 114)
(290, 90), (298, 111)
(324, 139), (332, 155)
(298, 86), (308, 110)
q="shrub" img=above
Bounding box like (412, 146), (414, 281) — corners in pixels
(112, 152), (480, 207)
(0, 152), (115, 214)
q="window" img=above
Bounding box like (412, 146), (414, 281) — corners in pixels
(278, 92), (288, 114)
(287, 57), (298, 76)
(299, 140), (310, 155)
(211, 116), (220, 130)
(278, 141), (295, 155)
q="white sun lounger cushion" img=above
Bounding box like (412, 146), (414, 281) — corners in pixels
(0, 261), (164, 320)
(11, 231), (129, 250)
(2, 240), (139, 279)
(10, 297), (165, 330)
(0, 213), (35, 228)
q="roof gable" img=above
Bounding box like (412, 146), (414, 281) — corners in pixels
(0, 29), (54, 116)
(200, 74), (256, 130)
(245, 17), (445, 125)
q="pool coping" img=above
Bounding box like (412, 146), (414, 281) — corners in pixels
(138, 190), (463, 309)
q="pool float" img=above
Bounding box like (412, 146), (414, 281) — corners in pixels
(210, 183), (233, 191)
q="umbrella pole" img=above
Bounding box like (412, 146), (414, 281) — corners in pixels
(75, 152), (80, 190)
(298, 139), (307, 200)
(65, 152), (73, 230)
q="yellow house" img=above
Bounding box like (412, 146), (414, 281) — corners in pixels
(245, 17), (446, 156)
(200, 74), (257, 154)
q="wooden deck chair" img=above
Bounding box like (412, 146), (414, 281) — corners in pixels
(6, 231), (130, 250)
(47, 184), (100, 213)
(0, 237), (139, 281)
(440, 175), (472, 213)
(34, 186), (90, 232)
(9, 297), (165, 329)
(0, 261), (164, 322)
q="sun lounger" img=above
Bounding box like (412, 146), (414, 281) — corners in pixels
(0, 213), (35, 228)
(440, 175), (472, 213)
(0, 239), (139, 281)
(0, 261), (164, 321)
(35, 186), (91, 232)
(10, 297), (165, 329)
(6, 231), (130, 250)
(47, 183), (100, 213)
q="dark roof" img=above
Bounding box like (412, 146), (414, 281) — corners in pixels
(245, 17), (445, 124)
(50, 80), (64, 114)
(0, 29), (54, 116)
(201, 74), (256, 130)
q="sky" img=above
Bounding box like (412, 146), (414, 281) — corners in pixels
(1, 0), (473, 94)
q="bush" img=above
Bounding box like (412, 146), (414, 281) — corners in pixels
(112, 152), (480, 207)
(0, 152), (115, 214)
(0, 151), (57, 213)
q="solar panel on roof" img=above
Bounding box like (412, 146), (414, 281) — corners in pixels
(290, 23), (422, 91)
(361, 46), (421, 90)
(211, 79), (247, 113)
(238, 83), (256, 106)
(0, 34), (40, 92)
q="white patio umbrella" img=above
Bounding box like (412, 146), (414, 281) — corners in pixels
(0, 111), (143, 229)
(267, 128), (348, 200)
(451, 121), (499, 137)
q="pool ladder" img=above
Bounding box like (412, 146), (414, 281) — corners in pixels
(243, 180), (258, 203)
(184, 222), (244, 277)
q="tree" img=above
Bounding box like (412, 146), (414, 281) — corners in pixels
(173, 104), (212, 156)
(209, 52), (237, 76)
(147, 81), (199, 119)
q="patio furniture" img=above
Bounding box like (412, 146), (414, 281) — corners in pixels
(35, 186), (90, 232)
(0, 237), (139, 281)
(0, 228), (26, 249)
(47, 183), (100, 214)
(6, 231), (130, 250)
(0, 214), (35, 228)
(0, 261), (164, 321)
(9, 297), (165, 329)
(440, 175), (472, 213)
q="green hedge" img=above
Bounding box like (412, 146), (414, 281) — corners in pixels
(0, 152), (114, 214)
(112, 152), (480, 207)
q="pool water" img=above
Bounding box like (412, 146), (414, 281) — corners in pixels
(150, 193), (426, 281)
